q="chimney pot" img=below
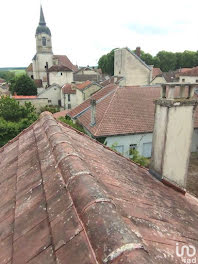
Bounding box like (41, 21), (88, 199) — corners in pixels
(135, 47), (141, 57)
(90, 99), (96, 126)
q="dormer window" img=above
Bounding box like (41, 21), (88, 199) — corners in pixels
(42, 37), (46, 46)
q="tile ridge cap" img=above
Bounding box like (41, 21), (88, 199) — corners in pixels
(40, 113), (148, 263)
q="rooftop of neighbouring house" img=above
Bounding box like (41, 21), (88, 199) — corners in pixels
(178, 66), (198, 76)
(12, 95), (38, 99)
(53, 55), (78, 72)
(0, 78), (6, 84)
(75, 80), (92, 91)
(62, 84), (76, 94)
(0, 111), (198, 263)
(68, 84), (198, 137)
(26, 63), (33, 72)
(152, 68), (162, 79)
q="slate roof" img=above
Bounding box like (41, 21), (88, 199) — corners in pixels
(62, 84), (76, 94)
(0, 111), (198, 263)
(53, 55), (78, 72)
(68, 85), (198, 137)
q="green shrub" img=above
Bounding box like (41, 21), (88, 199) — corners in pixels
(130, 149), (150, 167)
(58, 117), (85, 133)
(39, 105), (60, 114)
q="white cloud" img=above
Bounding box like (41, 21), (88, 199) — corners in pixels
(0, 0), (198, 67)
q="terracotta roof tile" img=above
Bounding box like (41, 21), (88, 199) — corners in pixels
(26, 63), (33, 72)
(179, 66), (198, 76)
(73, 85), (198, 136)
(54, 55), (78, 72)
(13, 96), (37, 99)
(75, 80), (92, 91)
(53, 110), (70, 119)
(152, 67), (162, 78)
(62, 84), (76, 94)
(0, 112), (198, 263)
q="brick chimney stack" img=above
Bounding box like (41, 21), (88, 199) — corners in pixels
(150, 83), (198, 193)
(135, 47), (141, 57)
(90, 99), (96, 126)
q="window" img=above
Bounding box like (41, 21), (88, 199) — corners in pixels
(68, 94), (71, 102)
(129, 144), (137, 155)
(42, 37), (46, 46)
(68, 104), (71, 109)
(196, 80), (198, 83)
(31, 75), (34, 79)
(61, 72), (63, 76)
(58, 100), (61, 106)
(129, 144), (137, 150)
(142, 142), (152, 158)
(182, 78), (185, 82)
(48, 100), (52, 104)
(114, 145), (124, 154)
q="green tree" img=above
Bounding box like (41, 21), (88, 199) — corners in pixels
(156, 51), (177, 72)
(0, 71), (15, 82)
(0, 96), (38, 147)
(98, 49), (115, 75)
(10, 74), (37, 95)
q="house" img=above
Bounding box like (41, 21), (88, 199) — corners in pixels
(176, 66), (198, 83)
(12, 95), (48, 110)
(73, 66), (101, 82)
(61, 83), (77, 110)
(37, 84), (62, 106)
(26, 6), (77, 88)
(0, 108), (198, 263)
(75, 80), (102, 105)
(68, 84), (198, 157)
(114, 47), (153, 86)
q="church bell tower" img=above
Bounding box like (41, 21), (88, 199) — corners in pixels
(32, 6), (53, 86)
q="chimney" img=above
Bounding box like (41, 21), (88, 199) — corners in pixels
(150, 83), (198, 193)
(46, 62), (50, 87)
(90, 99), (96, 126)
(135, 47), (141, 57)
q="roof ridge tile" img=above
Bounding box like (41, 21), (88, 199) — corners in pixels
(40, 112), (148, 263)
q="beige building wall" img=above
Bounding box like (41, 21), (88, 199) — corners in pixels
(76, 69), (97, 75)
(61, 92), (76, 110)
(38, 85), (61, 106)
(76, 84), (102, 105)
(178, 76), (198, 83)
(114, 48), (151, 86)
(150, 76), (167, 85)
(16, 98), (48, 111)
(33, 53), (53, 81)
(49, 71), (73, 86)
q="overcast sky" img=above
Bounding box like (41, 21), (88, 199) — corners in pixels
(0, 0), (198, 67)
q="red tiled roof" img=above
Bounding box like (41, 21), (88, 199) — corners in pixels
(53, 110), (69, 119)
(0, 111), (198, 263)
(71, 85), (198, 137)
(48, 65), (72, 72)
(100, 76), (123, 87)
(179, 66), (198, 76)
(13, 95), (37, 99)
(75, 80), (92, 91)
(62, 84), (76, 94)
(26, 63), (33, 72)
(68, 83), (117, 118)
(152, 68), (162, 78)
(0, 78), (6, 84)
(54, 55), (78, 72)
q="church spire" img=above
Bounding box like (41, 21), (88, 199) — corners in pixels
(39, 5), (46, 26)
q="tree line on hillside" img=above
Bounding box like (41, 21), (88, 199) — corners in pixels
(98, 49), (198, 75)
